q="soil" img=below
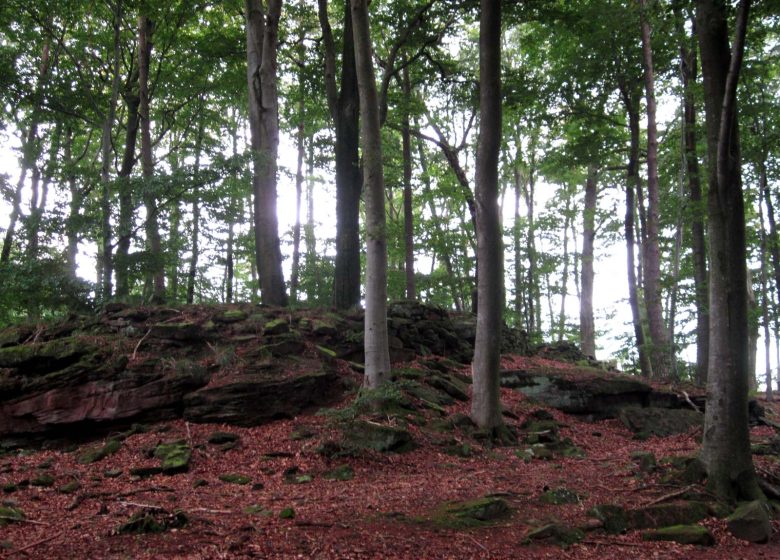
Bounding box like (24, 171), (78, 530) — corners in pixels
(2, 354), (780, 559)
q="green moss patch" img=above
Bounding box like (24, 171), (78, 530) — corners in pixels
(642, 524), (715, 546)
(77, 438), (122, 464)
(522, 524), (584, 548)
(0, 506), (24, 527)
(423, 496), (511, 529)
(153, 440), (192, 474)
(219, 473), (252, 485)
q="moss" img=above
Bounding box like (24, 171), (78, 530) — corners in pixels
(424, 497), (511, 529)
(323, 465), (354, 481)
(588, 504), (628, 534)
(523, 524), (584, 548)
(243, 505), (272, 516)
(0, 506), (24, 527)
(628, 501), (709, 529)
(263, 319), (289, 335)
(77, 438), (122, 464)
(540, 487), (581, 505)
(31, 473), (54, 487)
(219, 473), (252, 485)
(153, 441), (191, 474)
(103, 469), (122, 478)
(279, 507), (296, 519)
(642, 524), (715, 546)
(58, 480), (81, 494)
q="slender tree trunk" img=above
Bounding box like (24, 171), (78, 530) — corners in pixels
(246, 0), (287, 307)
(401, 67), (416, 300)
(304, 137), (316, 301)
(115, 73), (140, 299)
(696, 0), (761, 501)
(580, 165), (597, 358)
(513, 164), (524, 326)
(352, 0), (390, 388)
(676, 4), (709, 384)
(319, 0), (362, 309)
(291, 85), (305, 304)
(99, 0), (124, 299)
(639, 0), (670, 379)
(138, 14), (165, 304)
(760, 200), (773, 400)
(64, 127), (79, 277)
(186, 110), (205, 304)
(522, 158), (540, 338)
(558, 201), (571, 342)
(747, 269), (759, 393)
(471, 0), (505, 432)
(226, 222), (235, 303)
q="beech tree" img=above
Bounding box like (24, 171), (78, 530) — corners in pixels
(352, 0), (391, 388)
(471, 0), (504, 432)
(696, 0), (761, 501)
(245, 0), (287, 306)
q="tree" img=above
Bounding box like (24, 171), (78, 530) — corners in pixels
(352, 0), (390, 388)
(696, 0), (761, 501)
(471, 0), (504, 432)
(245, 0), (287, 306)
(580, 165), (597, 358)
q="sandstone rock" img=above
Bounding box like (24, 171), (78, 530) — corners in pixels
(727, 500), (771, 543)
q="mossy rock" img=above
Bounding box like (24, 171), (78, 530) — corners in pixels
(219, 473), (252, 485)
(540, 487), (581, 505)
(130, 466), (164, 477)
(342, 420), (416, 453)
(243, 505), (272, 516)
(443, 442), (473, 458)
(661, 456), (706, 485)
(150, 322), (203, 341)
(727, 500), (771, 543)
(2, 483), (17, 493)
(401, 380), (453, 408)
(77, 438), (122, 464)
(630, 451), (657, 473)
(260, 332), (305, 357)
(214, 310), (248, 323)
(323, 465), (354, 481)
(263, 319), (289, 336)
(628, 501), (709, 530)
(58, 480), (81, 494)
(279, 507), (296, 519)
(103, 469), (122, 478)
(311, 320), (338, 337)
(425, 373), (469, 401)
(290, 427), (317, 441)
(642, 524), (715, 546)
(31, 473), (54, 487)
(118, 510), (188, 534)
(588, 504), (629, 534)
(153, 441), (191, 474)
(207, 431), (239, 445)
(0, 506), (24, 527)
(427, 497), (511, 528)
(523, 524), (584, 548)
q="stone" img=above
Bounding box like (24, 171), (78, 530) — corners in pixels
(219, 473), (252, 485)
(726, 500), (771, 543)
(153, 440), (191, 474)
(77, 439), (122, 464)
(214, 310), (247, 324)
(58, 480), (81, 494)
(184, 370), (340, 426)
(0, 506), (24, 527)
(523, 524), (584, 548)
(207, 431), (239, 445)
(619, 407), (702, 437)
(588, 504), (629, 534)
(540, 487), (581, 505)
(323, 465), (354, 481)
(425, 374), (469, 401)
(342, 421), (415, 453)
(263, 319), (289, 336)
(628, 501), (709, 530)
(118, 510), (188, 534)
(642, 524), (715, 546)
(279, 507), (296, 519)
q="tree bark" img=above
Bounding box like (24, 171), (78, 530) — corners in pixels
(759, 200), (773, 401)
(138, 14), (166, 304)
(99, 0), (123, 299)
(291, 83), (305, 304)
(352, 0), (390, 388)
(186, 110), (205, 304)
(471, 0), (504, 432)
(639, 0), (671, 379)
(319, 0), (362, 310)
(696, 0), (762, 501)
(580, 165), (597, 358)
(246, 0), (287, 307)
(401, 67), (416, 300)
(115, 68), (140, 299)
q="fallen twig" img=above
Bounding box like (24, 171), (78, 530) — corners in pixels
(680, 391), (702, 413)
(466, 535), (488, 552)
(0, 531), (63, 558)
(640, 484), (697, 507)
(118, 500), (164, 511)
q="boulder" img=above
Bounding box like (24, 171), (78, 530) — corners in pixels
(727, 501), (771, 543)
(619, 407), (703, 437)
(642, 525), (715, 546)
(183, 370), (340, 426)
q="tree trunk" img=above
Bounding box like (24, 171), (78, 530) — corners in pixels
(138, 14), (166, 304)
(115, 72), (140, 299)
(557, 200), (571, 342)
(186, 108), (206, 305)
(696, 0), (761, 501)
(401, 67), (416, 300)
(471, 0), (504, 432)
(639, 0), (670, 378)
(676, 4), (709, 385)
(759, 200), (773, 400)
(304, 136), (317, 301)
(99, 0), (124, 299)
(513, 164), (524, 326)
(291, 87), (305, 304)
(352, 0), (390, 388)
(523, 158), (539, 338)
(64, 127), (79, 278)
(580, 165), (597, 358)
(319, 0), (362, 310)
(246, 0), (287, 307)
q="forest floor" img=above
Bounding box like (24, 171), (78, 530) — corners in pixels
(2, 355), (780, 559)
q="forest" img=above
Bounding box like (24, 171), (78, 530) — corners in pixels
(1, 0), (780, 557)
